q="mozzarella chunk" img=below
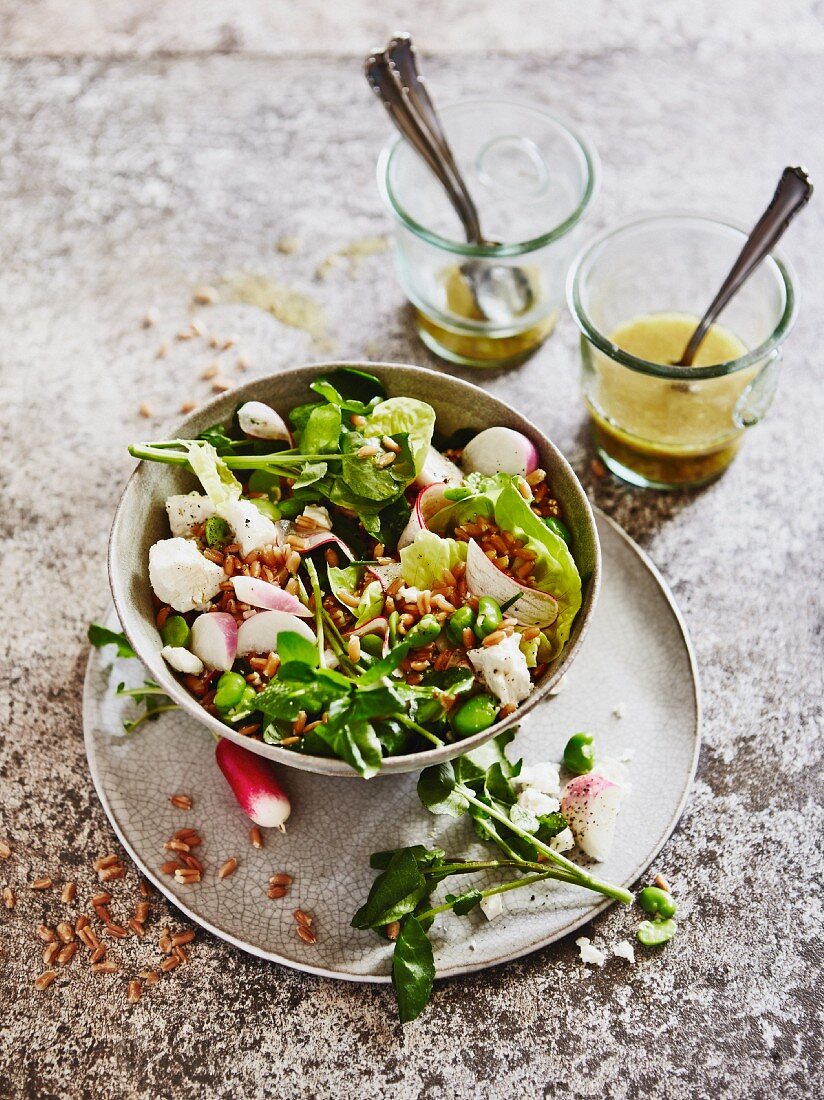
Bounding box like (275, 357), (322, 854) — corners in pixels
(516, 787), (561, 817)
(549, 826), (575, 853)
(301, 505), (332, 530)
(612, 939), (636, 964)
(480, 894), (505, 921)
(218, 499), (280, 556)
(576, 937), (606, 967)
(468, 632), (533, 708)
(165, 493), (215, 537)
(149, 538), (227, 613)
(517, 761), (562, 797)
(161, 645), (204, 675)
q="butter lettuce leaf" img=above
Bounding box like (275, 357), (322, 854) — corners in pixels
(367, 398), (436, 476)
(400, 531), (468, 589)
(181, 439), (242, 507)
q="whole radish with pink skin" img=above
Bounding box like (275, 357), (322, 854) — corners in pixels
(461, 427), (539, 477)
(561, 773), (623, 861)
(215, 738), (291, 830)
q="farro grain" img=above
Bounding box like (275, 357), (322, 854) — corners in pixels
(522, 626), (541, 640)
(174, 868), (201, 885)
(293, 909), (313, 927)
(61, 882), (77, 904)
(386, 921), (401, 941)
(381, 435), (401, 453)
(90, 945), (106, 964)
(164, 839), (190, 853)
(173, 945), (190, 963)
(105, 922), (129, 940)
(249, 827), (263, 849)
(43, 941), (61, 965)
(482, 630), (506, 647)
(170, 794), (193, 811)
(270, 873), (293, 887)
(499, 703), (517, 718)
(140, 970), (160, 985)
(296, 924), (317, 945)
(92, 961), (117, 974)
(99, 865), (125, 883)
(142, 307), (159, 328)
(525, 468), (546, 486)
(236, 723), (261, 737)
(376, 451), (396, 468)
(267, 884), (288, 899)
(193, 285), (218, 305)
(37, 924), (56, 943)
(160, 955), (181, 973)
(77, 927), (96, 950)
(462, 627), (475, 649)
(654, 874), (672, 893)
(91, 891), (111, 906)
(161, 861), (180, 875)
(35, 971), (59, 991)
(155, 341), (169, 359)
(2, 886), (15, 909)
(135, 901), (150, 923)
(139, 402), (153, 419)
(201, 363), (219, 379)
(93, 904), (112, 922)
(350, 414), (367, 428)
(127, 979), (142, 1003)
(0, 839), (11, 858)
(159, 929), (172, 953)
(347, 635), (361, 663)
(31, 877), (53, 891)
(57, 942), (78, 965)
(292, 710), (307, 735)
(180, 400), (197, 414)
(128, 919), (146, 938)
(93, 854), (120, 872)
(286, 551), (301, 575)
(56, 922), (75, 944)
(219, 858), (238, 880)
(75, 915), (89, 931)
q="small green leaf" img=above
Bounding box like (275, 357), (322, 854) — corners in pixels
(88, 624), (136, 659)
(417, 763), (469, 818)
(392, 916), (435, 1023)
(300, 403), (342, 454)
(292, 461), (328, 490)
(445, 889), (483, 916)
(276, 631), (318, 667)
(369, 846), (446, 871)
(351, 849), (427, 929)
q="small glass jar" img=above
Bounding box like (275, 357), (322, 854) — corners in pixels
(567, 213), (797, 489)
(378, 99), (598, 368)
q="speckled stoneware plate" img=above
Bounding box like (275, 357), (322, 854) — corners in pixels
(84, 511), (700, 982)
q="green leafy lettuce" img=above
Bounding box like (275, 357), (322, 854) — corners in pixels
(366, 398), (436, 476)
(399, 531), (468, 589)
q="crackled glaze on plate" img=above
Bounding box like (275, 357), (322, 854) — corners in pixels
(84, 512), (699, 982)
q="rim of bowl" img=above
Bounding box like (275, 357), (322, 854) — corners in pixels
(377, 98), (600, 258)
(109, 361), (601, 778)
(566, 211), (798, 381)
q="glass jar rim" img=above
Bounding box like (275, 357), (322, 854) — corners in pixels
(566, 211), (798, 380)
(377, 97), (599, 258)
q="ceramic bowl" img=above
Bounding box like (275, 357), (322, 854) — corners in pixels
(109, 362), (601, 777)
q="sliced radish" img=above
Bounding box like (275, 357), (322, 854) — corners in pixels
(190, 612), (238, 671)
(283, 525), (353, 560)
(236, 610), (316, 657)
(462, 427), (539, 477)
(561, 773), (623, 861)
(345, 615), (390, 656)
(397, 482), (453, 550)
(417, 446), (463, 488)
(367, 562), (403, 590)
(465, 539), (558, 628)
(215, 738), (291, 829)
(237, 401), (292, 443)
(231, 576), (313, 618)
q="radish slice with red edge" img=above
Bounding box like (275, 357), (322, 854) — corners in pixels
(367, 562), (403, 590)
(561, 773), (623, 861)
(397, 482), (453, 550)
(237, 401), (292, 444)
(465, 539), (558, 628)
(286, 526), (353, 560)
(215, 738), (291, 829)
(189, 612), (238, 671)
(230, 576), (312, 617)
(236, 610), (316, 657)
(344, 615), (390, 656)
(462, 427), (539, 477)
(416, 446), (463, 488)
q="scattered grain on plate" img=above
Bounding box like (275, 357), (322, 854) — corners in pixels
(60, 882), (76, 904)
(135, 901), (150, 924)
(2, 886), (15, 909)
(94, 854), (120, 872)
(91, 960), (117, 974)
(105, 922), (129, 940)
(174, 868), (201, 885)
(75, 915), (89, 931)
(56, 942), (78, 965)
(43, 942), (60, 966)
(99, 865), (125, 883)
(249, 827), (263, 850)
(30, 877), (53, 891)
(267, 884), (288, 900)
(94, 903), (111, 922)
(155, 341), (169, 359)
(56, 922), (75, 944)
(128, 919), (146, 938)
(160, 955), (181, 973)
(590, 456), (606, 478)
(170, 794), (193, 811)
(654, 873), (672, 893)
(218, 858), (238, 880)
(170, 929), (195, 948)
(176, 328), (194, 341)
(37, 925), (56, 942)
(142, 307), (159, 328)
(140, 970), (160, 985)
(34, 971), (59, 991)
(212, 378), (233, 393)
(193, 285), (219, 305)
(276, 235), (300, 254)
(0, 839), (11, 859)
(158, 928), (172, 953)
(91, 891), (111, 906)
(200, 362), (219, 380)
(296, 924), (317, 945)
(127, 979), (142, 1003)
(293, 909), (313, 928)
(90, 945), (106, 964)
(138, 879), (152, 899)
(180, 400), (197, 414)
(138, 402), (153, 419)
(270, 873), (292, 888)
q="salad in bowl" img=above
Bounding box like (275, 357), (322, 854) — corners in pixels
(110, 363), (600, 777)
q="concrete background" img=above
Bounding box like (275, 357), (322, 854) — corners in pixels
(1, 3), (822, 1097)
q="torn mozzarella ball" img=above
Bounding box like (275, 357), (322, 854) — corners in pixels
(160, 645), (203, 675)
(165, 493), (215, 537)
(516, 787), (561, 818)
(218, 499), (280, 556)
(467, 633), (533, 708)
(480, 894), (505, 921)
(549, 826), (575, 853)
(301, 505), (332, 530)
(576, 937), (606, 967)
(612, 940), (635, 964)
(517, 760), (562, 797)
(149, 538), (226, 613)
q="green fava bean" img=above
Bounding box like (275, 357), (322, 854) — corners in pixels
(452, 693), (499, 738)
(214, 671), (247, 710)
(406, 614), (442, 648)
(160, 615), (189, 648)
(204, 515), (231, 549)
(446, 606), (475, 645)
(360, 633), (384, 657)
(638, 886), (677, 919)
(474, 597), (503, 640)
(636, 918), (677, 946)
(544, 516), (571, 546)
(563, 732), (595, 775)
(251, 498), (280, 521)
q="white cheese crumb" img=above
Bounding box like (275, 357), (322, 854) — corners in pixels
(301, 504), (332, 530)
(165, 493), (215, 537)
(550, 827), (575, 853)
(612, 939), (635, 964)
(517, 761), (562, 796)
(149, 538), (226, 613)
(160, 645), (203, 675)
(516, 787), (561, 817)
(468, 633), (533, 708)
(612, 702), (625, 719)
(576, 936), (607, 967)
(480, 894), (505, 921)
(218, 499), (279, 556)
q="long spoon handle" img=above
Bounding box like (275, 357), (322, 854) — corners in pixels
(386, 33), (483, 243)
(364, 51), (482, 244)
(677, 166), (812, 366)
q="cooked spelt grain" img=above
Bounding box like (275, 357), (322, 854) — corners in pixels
(90, 945), (106, 964)
(99, 866), (125, 883)
(218, 858), (238, 880)
(296, 924), (317, 945)
(462, 627), (475, 649)
(164, 839), (191, 853)
(91, 891), (111, 906)
(37, 924), (56, 943)
(127, 979), (142, 1003)
(93, 854), (120, 872)
(376, 451), (396, 468)
(43, 941), (60, 965)
(193, 285), (219, 305)
(293, 909), (313, 928)
(0, 840), (11, 859)
(482, 630), (506, 647)
(56, 922), (75, 944)
(347, 635), (361, 663)
(350, 414), (367, 428)
(140, 970), (160, 985)
(139, 402), (154, 419)
(2, 886), (15, 909)
(105, 922), (129, 940)
(31, 877), (53, 891)
(160, 955), (181, 973)
(135, 901), (150, 924)
(172, 931), (195, 947)
(170, 794), (193, 811)
(173, 868), (201, 885)
(91, 961), (117, 974)
(60, 882), (77, 904)
(34, 970), (59, 991)
(93, 904), (112, 922)
(267, 884), (288, 899)
(138, 879), (152, 899)
(128, 919), (146, 938)
(381, 435), (401, 453)
(158, 929), (172, 953)
(160, 861), (180, 875)
(249, 827), (263, 849)
(56, 942), (78, 965)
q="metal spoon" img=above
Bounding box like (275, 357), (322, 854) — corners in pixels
(675, 166), (812, 366)
(365, 37), (534, 324)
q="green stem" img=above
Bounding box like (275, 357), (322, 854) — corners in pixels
(129, 443), (343, 470)
(304, 560), (325, 669)
(396, 715), (444, 748)
(124, 704), (180, 732)
(459, 787), (633, 905)
(417, 872), (553, 922)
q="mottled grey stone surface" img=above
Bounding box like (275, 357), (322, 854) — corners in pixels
(1, 7), (823, 1098)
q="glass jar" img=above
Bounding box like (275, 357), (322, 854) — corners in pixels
(378, 99), (598, 368)
(567, 213), (797, 489)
